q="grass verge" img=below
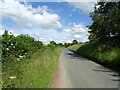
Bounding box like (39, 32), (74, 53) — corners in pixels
(2, 47), (63, 88)
(68, 42), (120, 72)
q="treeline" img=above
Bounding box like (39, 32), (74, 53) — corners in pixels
(64, 40), (79, 47)
(1, 30), (64, 63)
(48, 40), (79, 48)
(89, 1), (120, 45)
(1, 30), (80, 63)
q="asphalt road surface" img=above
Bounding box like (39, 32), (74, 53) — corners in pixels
(51, 48), (119, 88)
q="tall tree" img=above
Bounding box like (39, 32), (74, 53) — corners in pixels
(72, 40), (78, 44)
(89, 2), (120, 43)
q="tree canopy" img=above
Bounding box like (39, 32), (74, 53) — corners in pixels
(89, 2), (120, 44)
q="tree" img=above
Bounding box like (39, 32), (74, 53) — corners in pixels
(64, 43), (71, 47)
(72, 40), (78, 45)
(50, 41), (57, 45)
(58, 43), (63, 46)
(89, 2), (120, 43)
(48, 41), (57, 49)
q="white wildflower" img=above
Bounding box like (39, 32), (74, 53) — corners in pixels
(17, 58), (20, 61)
(19, 56), (24, 58)
(11, 43), (13, 46)
(10, 76), (16, 79)
(6, 48), (9, 50)
(13, 46), (15, 48)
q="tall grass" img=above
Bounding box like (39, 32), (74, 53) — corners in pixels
(69, 42), (120, 72)
(2, 47), (63, 88)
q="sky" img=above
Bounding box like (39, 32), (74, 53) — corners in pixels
(0, 0), (97, 44)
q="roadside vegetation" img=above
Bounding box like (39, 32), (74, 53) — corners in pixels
(1, 30), (63, 88)
(1, 30), (80, 88)
(1, 1), (120, 88)
(69, 42), (120, 71)
(69, 2), (120, 72)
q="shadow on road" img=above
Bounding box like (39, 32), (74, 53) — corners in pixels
(92, 65), (120, 82)
(67, 53), (80, 57)
(67, 53), (89, 61)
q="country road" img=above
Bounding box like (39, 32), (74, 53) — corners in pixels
(51, 48), (119, 88)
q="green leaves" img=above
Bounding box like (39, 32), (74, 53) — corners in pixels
(89, 2), (120, 43)
(1, 30), (44, 62)
(1, 30), (64, 88)
(1, 30), (64, 63)
(72, 40), (78, 45)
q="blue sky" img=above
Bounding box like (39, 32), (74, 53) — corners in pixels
(27, 2), (92, 26)
(0, 0), (96, 44)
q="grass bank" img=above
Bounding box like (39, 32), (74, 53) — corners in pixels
(68, 42), (120, 72)
(2, 47), (63, 88)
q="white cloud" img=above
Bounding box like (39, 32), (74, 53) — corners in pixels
(39, 37), (48, 45)
(0, 30), (4, 35)
(0, 25), (5, 35)
(0, 0), (90, 44)
(39, 37), (54, 45)
(68, 2), (97, 13)
(74, 34), (81, 38)
(64, 24), (88, 34)
(64, 23), (89, 42)
(0, 0), (62, 30)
